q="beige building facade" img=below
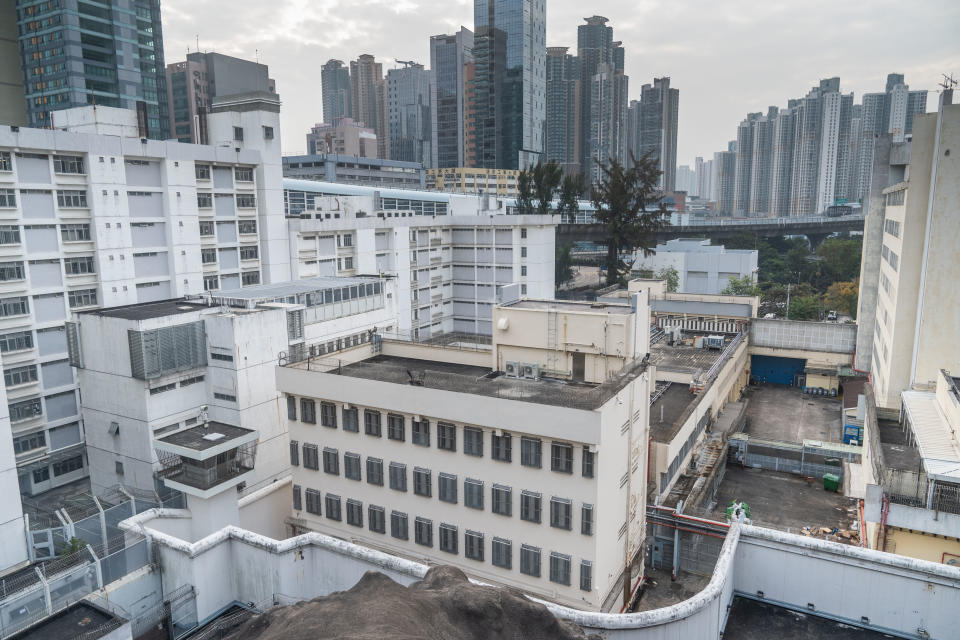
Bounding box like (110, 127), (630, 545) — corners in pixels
(427, 167), (520, 197)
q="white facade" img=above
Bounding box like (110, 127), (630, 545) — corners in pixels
(279, 296), (651, 611)
(865, 98), (960, 409)
(72, 277), (396, 496)
(0, 351), (28, 573)
(284, 190), (556, 338)
(631, 239), (757, 295)
(0, 103), (283, 494)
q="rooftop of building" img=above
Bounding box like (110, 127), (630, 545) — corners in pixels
(502, 299), (634, 315)
(10, 601), (121, 640)
(83, 299), (206, 321)
(306, 353), (646, 411)
(283, 153), (424, 170)
(877, 418), (923, 473)
(650, 383), (700, 442)
(157, 421), (255, 452)
(201, 275), (383, 304)
(901, 389), (960, 481)
(283, 178), (454, 203)
(649, 340), (726, 374)
(723, 597), (892, 640)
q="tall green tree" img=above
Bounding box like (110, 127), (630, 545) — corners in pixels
(556, 244), (574, 287)
(656, 266), (679, 292)
(515, 161), (582, 218)
(591, 152), (668, 286)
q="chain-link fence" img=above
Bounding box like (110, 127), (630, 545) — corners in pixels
(883, 469), (960, 515)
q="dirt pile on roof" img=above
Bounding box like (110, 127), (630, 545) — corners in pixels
(223, 565), (594, 640)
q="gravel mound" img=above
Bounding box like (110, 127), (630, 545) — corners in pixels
(223, 565), (593, 640)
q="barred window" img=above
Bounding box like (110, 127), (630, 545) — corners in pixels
(235, 167), (254, 182)
(0, 190), (16, 208)
(364, 410), (382, 436)
(302, 443), (319, 470)
(286, 395), (297, 420)
(521, 491), (541, 523)
(492, 432), (512, 462)
(550, 497), (572, 530)
(0, 225), (20, 244)
(9, 398), (42, 422)
(520, 545), (541, 577)
(464, 530), (484, 561)
(581, 504), (594, 535)
(463, 427), (483, 456)
(53, 155), (84, 174)
(439, 523), (458, 554)
(64, 256), (95, 275)
(242, 271), (260, 286)
(236, 194), (256, 208)
(240, 245), (259, 261)
(415, 517), (433, 547)
(203, 275), (219, 291)
(199, 221), (214, 236)
(521, 437), (542, 468)
(387, 413), (405, 441)
(201, 248), (217, 264)
(320, 402), (336, 427)
(324, 494), (341, 521)
(413, 467), (431, 497)
(0, 261), (25, 281)
(368, 505), (386, 533)
(343, 407), (359, 432)
(68, 288), (97, 308)
(551, 442), (573, 473)
(301, 399), (317, 424)
(366, 457), (383, 486)
(549, 552), (571, 586)
(582, 447), (595, 478)
(238, 220), (257, 234)
(0, 297), (29, 317)
(346, 499), (363, 527)
(437, 422), (456, 451)
(195, 164), (211, 180)
(0, 330), (33, 353)
(390, 511), (408, 540)
(305, 488), (321, 515)
(389, 462), (407, 492)
(412, 418), (430, 446)
(289, 439), (299, 466)
(60, 223), (90, 242)
(4, 365), (38, 387)
(292, 484), (302, 511)
(492, 538), (512, 569)
(464, 478), (484, 510)
(492, 484), (512, 517)
(322, 447), (339, 475)
(57, 190), (87, 208)
(344, 452), (361, 480)
(0, 151), (10, 171)
(197, 192), (212, 208)
(438, 472), (457, 504)
(580, 560), (593, 592)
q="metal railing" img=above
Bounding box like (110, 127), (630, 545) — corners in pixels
(882, 469), (960, 515)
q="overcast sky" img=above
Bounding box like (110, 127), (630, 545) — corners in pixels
(161, 0), (958, 166)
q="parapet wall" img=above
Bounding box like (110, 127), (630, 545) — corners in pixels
(750, 318), (857, 354)
(121, 509), (960, 639)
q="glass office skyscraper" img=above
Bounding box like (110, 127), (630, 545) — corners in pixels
(472, 0), (545, 170)
(13, 0), (170, 139)
(430, 28), (473, 168)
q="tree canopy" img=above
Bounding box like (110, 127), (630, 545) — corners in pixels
(590, 151), (667, 286)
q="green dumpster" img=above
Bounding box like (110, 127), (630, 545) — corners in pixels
(823, 473), (840, 492)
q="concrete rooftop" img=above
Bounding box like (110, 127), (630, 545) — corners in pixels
(650, 342), (724, 374)
(650, 384), (699, 442)
(504, 299), (634, 314)
(321, 354), (646, 410)
(743, 385), (842, 443)
(84, 299), (205, 321)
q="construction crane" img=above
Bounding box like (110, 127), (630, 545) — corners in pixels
(395, 59), (421, 69)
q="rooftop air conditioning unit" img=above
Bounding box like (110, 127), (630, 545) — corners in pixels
(505, 361), (519, 378)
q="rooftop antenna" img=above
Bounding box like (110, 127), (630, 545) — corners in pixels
(196, 34), (200, 53)
(937, 73), (957, 92)
(396, 60), (419, 68)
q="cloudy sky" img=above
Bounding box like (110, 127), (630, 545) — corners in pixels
(161, 0), (958, 166)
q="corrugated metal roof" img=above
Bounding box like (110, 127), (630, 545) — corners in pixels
(902, 390), (960, 481)
(651, 299), (753, 318)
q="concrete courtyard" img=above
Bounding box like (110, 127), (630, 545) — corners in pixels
(743, 384), (843, 443)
